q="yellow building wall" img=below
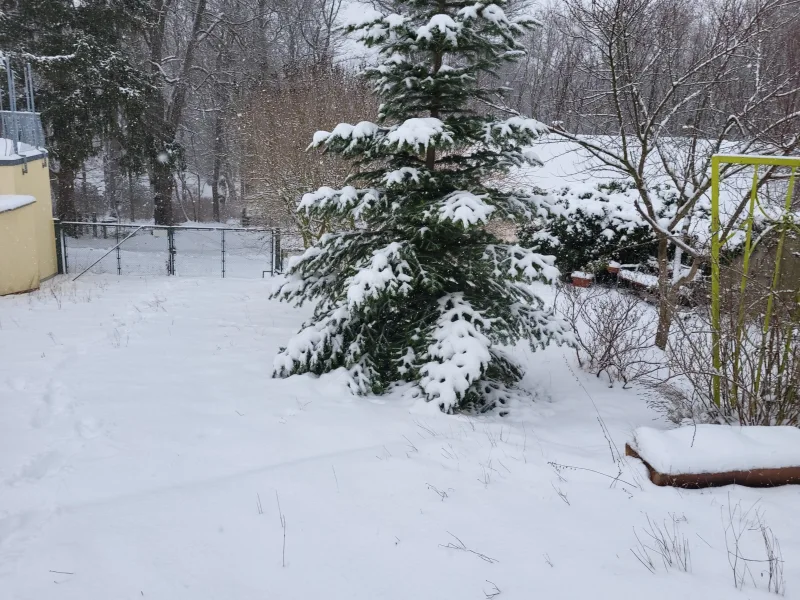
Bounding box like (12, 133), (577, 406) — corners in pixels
(0, 155), (57, 295)
(0, 201), (40, 295)
(13, 159), (57, 279)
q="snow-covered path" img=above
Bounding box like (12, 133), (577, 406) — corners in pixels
(1, 276), (798, 599)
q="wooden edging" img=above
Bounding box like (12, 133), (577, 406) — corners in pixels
(625, 444), (800, 488)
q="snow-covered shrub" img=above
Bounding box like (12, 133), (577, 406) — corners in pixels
(556, 284), (661, 386)
(661, 303), (800, 426)
(272, 0), (571, 412)
(658, 249), (800, 426)
(519, 181), (674, 278)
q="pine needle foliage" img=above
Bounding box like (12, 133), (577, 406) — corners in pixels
(272, 0), (570, 413)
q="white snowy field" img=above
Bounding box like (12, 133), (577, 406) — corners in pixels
(1, 276), (798, 599)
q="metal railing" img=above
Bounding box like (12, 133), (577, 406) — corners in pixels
(55, 221), (282, 279)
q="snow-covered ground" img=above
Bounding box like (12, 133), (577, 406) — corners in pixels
(1, 276), (798, 599)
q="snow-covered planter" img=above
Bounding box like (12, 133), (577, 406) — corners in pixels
(627, 425), (800, 488)
(606, 260), (620, 274)
(618, 269), (657, 291)
(571, 271), (593, 288)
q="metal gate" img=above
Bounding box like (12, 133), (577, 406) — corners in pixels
(55, 221), (282, 279)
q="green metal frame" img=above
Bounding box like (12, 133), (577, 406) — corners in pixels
(710, 154), (800, 408)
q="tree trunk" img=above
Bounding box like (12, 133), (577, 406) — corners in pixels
(152, 161), (175, 225)
(211, 116), (224, 222)
(655, 236), (672, 349)
(56, 166), (78, 222)
(128, 172), (136, 221)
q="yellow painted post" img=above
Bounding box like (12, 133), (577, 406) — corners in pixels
(729, 167), (760, 407)
(710, 156), (722, 407)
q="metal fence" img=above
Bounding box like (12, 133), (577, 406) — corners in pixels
(55, 221), (282, 279)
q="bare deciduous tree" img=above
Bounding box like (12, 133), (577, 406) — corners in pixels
(551, 0), (799, 347)
(239, 65), (376, 245)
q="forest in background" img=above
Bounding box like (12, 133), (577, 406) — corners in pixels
(0, 0), (797, 241)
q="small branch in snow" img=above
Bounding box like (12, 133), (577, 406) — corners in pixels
(256, 493), (263, 515)
(631, 545), (656, 574)
(332, 465), (339, 493)
(402, 435), (419, 454)
(548, 462), (638, 489)
(439, 532), (498, 564)
(50, 288), (62, 309)
(485, 427), (498, 448)
(484, 581), (502, 599)
(414, 419), (439, 437)
(550, 483), (570, 506)
(426, 483), (449, 501)
(275, 491), (286, 567)
(478, 463), (492, 488)
(49, 570), (74, 575)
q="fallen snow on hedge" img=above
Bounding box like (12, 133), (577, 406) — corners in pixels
(632, 425), (800, 475)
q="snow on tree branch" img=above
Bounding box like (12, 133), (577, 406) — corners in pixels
(419, 294), (494, 412)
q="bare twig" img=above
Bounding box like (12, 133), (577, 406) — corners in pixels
(402, 435), (419, 454)
(550, 482), (570, 506)
(548, 461), (638, 488)
(426, 483), (449, 501)
(276, 491), (286, 567)
(484, 580), (502, 599)
(439, 532), (498, 564)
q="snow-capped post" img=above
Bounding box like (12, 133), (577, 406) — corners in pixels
(272, 0), (570, 413)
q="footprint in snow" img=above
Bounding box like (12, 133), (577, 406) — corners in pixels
(30, 380), (75, 428)
(75, 417), (103, 439)
(6, 450), (65, 486)
(8, 377), (27, 392)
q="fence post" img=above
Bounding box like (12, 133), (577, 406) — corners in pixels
(54, 219), (64, 275)
(275, 229), (282, 274)
(116, 224), (122, 275)
(62, 222), (69, 275)
(221, 229), (226, 278)
(167, 227), (176, 275)
(92, 212), (98, 238)
(271, 228), (282, 275)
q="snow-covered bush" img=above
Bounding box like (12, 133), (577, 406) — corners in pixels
(520, 181), (673, 279)
(556, 285), (661, 386)
(660, 302), (800, 426)
(272, 0), (571, 412)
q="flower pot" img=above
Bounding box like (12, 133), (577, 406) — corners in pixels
(571, 272), (594, 288)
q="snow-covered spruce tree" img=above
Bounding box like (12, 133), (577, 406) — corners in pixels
(272, 0), (569, 413)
